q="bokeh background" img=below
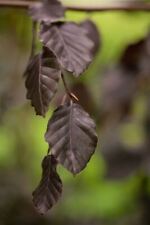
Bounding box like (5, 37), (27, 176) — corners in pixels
(0, 0), (150, 225)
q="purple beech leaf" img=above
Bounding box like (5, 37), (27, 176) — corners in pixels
(119, 33), (150, 80)
(29, 0), (65, 25)
(145, 99), (150, 140)
(142, 146), (150, 177)
(32, 155), (62, 214)
(45, 102), (98, 174)
(142, 99), (150, 176)
(103, 144), (142, 180)
(101, 132), (142, 180)
(25, 47), (61, 116)
(40, 22), (94, 77)
(120, 39), (146, 72)
(80, 19), (101, 56)
(101, 67), (137, 119)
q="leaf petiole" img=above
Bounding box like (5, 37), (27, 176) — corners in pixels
(61, 73), (78, 102)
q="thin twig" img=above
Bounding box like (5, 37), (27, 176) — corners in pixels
(30, 21), (37, 58)
(67, 3), (150, 12)
(0, 0), (31, 8)
(61, 74), (78, 101)
(0, 0), (150, 11)
(61, 73), (70, 96)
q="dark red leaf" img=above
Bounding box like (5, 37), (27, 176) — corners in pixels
(101, 132), (142, 179)
(45, 102), (98, 174)
(25, 47), (61, 116)
(101, 67), (137, 119)
(120, 39), (146, 72)
(29, 0), (65, 25)
(80, 19), (101, 56)
(32, 155), (62, 214)
(40, 22), (94, 77)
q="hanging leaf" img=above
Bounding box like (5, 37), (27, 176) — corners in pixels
(80, 19), (101, 56)
(120, 39), (145, 72)
(40, 22), (94, 77)
(29, 0), (65, 25)
(102, 143), (142, 179)
(45, 102), (98, 174)
(32, 155), (62, 214)
(25, 47), (61, 116)
(101, 131), (142, 180)
(101, 67), (137, 119)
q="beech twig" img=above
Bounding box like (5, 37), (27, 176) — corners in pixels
(0, 0), (150, 11)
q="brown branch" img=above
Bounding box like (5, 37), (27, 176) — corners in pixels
(67, 3), (150, 12)
(0, 0), (150, 11)
(0, 0), (31, 8)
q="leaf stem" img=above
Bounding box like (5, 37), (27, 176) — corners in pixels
(61, 73), (78, 102)
(30, 21), (37, 58)
(61, 73), (70, 95)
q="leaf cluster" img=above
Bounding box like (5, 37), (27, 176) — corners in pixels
(24, 0), (100, 213)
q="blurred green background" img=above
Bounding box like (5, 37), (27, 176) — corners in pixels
(0, 1), (150, 225)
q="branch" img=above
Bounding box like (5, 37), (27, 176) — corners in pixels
(0, 0), (150, 11)
(67, 3), (150, 12)
(0, 0), (31, 8)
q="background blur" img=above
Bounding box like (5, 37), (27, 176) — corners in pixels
(0, 0), (150, 225)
